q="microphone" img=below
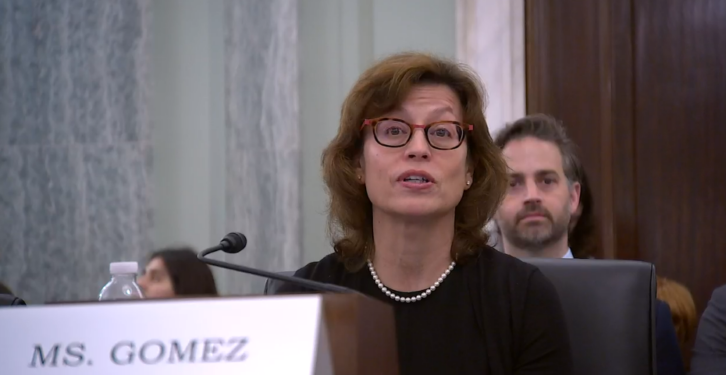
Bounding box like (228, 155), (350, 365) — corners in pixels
(198, 232), (358, 294)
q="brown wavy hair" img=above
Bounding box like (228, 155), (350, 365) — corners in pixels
(656, 276), (698, 348)
(321, 52), (509, 271)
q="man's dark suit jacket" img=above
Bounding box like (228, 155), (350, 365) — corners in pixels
(656, 299), (686, 375)
(690, 284), (726, 375)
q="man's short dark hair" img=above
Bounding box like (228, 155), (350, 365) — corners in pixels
(494, 114), (579, 183)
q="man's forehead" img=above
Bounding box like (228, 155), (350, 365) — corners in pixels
(502, 137), (565, 175)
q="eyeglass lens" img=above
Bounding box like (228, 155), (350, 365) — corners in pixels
(374, 119), (465, 149)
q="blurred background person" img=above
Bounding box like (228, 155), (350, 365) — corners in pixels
(691, 284), (726, 374)
(493, 114), (686, 375)
(138, 247), (218, 298)
(493, 114), (580, 260)
(487, 144), (597, 259)
(657, 276), (698, 368)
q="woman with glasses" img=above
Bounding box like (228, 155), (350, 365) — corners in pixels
(276, 53), (572, 375)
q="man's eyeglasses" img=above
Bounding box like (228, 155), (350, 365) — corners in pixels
(361, 118), (473, 150)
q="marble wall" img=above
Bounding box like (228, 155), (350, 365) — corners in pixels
(223, 0), (300, 295)
(298, 0), (459, 263)
(0, 0), (152, 303)
(456, 0), (526, 134)
(456, 0), (525, 249)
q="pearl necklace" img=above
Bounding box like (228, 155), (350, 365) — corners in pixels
(367, 260), (456, 303)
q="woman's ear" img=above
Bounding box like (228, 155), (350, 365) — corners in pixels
(464, 168), (473, 190)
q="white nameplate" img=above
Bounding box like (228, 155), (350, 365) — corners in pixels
(0, 295), (332, 375)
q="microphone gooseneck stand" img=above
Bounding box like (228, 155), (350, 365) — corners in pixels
(197, 233), (357, 294)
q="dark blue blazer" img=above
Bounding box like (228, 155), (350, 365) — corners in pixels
(690, 284), (726, 375)
(656, 300), (686, 375)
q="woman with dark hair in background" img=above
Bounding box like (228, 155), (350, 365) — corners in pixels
(138, 247), (218, 298)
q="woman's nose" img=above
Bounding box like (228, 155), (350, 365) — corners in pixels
(405, 131), (431, 159)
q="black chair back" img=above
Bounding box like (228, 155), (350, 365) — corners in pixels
(263, 259), (657, 375)
(523, 258), (656, 375)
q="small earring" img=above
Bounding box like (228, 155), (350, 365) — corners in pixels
(466, 180), (471, 186)
(357, 175), (362, 181)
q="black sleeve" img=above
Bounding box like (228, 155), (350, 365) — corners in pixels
(691, 285), (726, 375)
(514, 269), (574, 375)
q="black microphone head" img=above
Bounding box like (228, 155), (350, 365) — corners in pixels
(220, 232), (247, 254)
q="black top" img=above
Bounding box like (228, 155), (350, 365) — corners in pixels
(276, 247), (573, 375)
(363, 261), (487, 374)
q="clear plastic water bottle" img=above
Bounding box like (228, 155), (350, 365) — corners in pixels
(99, 262), (144, 301)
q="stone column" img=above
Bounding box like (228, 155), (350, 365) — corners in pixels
(0, 0), (152, 303)
(456, 0), (526, 135)
(223, 0), (301, 295)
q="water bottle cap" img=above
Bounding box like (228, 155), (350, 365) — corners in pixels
(109, 262), (139, 275)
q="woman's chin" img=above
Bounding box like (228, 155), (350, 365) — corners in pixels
(386, 202), (453, 219)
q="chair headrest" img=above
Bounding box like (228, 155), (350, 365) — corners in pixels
(521, 258), (657, 375)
